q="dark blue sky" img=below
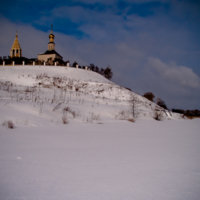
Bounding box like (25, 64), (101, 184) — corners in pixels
(0, 0), (200, 109)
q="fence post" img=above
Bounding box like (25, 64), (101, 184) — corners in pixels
(76, 64), (78, 68)
(67, 62), (69, 67)
(85, 66), (88, 70)
(23, 61), (25, 66)
(3, 61), (5, 66)
(55, 62), (57, 66)
(33, 61), (35, 66)
(12, 61), (15, 66)
(44, 62), (46, 66)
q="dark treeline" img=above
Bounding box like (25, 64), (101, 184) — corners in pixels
(143, 92), (200, 116)
(172, 109), (200, 117)
(0, 56), (67, 65)
(0, 56), (33, 65)
(88, 64), (113, 80)
(71, 62), (113, 80)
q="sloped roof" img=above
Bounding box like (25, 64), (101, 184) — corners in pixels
(11, 34), (21, 50)
(38, 50), (63, 58)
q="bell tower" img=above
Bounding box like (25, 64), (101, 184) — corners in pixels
(10, 31), (22, 58)
(48, 25), (55, 51)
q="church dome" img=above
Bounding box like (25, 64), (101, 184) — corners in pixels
(49, 33), (55, 40)
(49, 25), (55, 43)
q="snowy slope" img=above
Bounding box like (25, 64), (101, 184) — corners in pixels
(0, 65), (181, 127)
(0, 65), (111, 86)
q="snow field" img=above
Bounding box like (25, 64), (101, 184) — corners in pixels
(0, 119), (200, 200)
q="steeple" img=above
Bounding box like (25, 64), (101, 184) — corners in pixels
(10, 31), (22, 58)
(48, 25), (55, 50)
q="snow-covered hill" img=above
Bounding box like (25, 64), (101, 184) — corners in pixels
(0, 65), (181, 127)
(0, 65), (200, 200)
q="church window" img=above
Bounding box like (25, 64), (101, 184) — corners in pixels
(13, 50), (15, 55)
(16, 49), (18, 54)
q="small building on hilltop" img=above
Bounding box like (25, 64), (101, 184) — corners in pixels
(10, 32), (22, 58)
(38, 25), (63, 64)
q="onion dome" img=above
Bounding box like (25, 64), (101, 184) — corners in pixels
(49, 25), (55, 43)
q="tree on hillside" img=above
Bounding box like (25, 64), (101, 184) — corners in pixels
(94, 66), (99, 73)
(143, 92), (155, 102)
(89, 64), (95, 71)
(54, 58), (65, 66)
(87, 64), (113, 80)
(72, 61), (78, 67)
(156, 98), (168, 110)
(129, 94), (140, 119)
(46, 57), (54, 65)
(100, 68), (105, 75)
(35, 59), (43, 65)
(104, 66), (113, 80)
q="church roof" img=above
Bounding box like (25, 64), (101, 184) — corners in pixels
(11, 33), (21, 50)
(38, 50), (63, 58)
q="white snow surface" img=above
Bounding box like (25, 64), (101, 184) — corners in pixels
(0, 65), (111, 86)
(0, 65), (200, 200)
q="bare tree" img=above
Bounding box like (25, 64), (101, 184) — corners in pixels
(156, 98), (168, 109)
(129, 94), (140, 119)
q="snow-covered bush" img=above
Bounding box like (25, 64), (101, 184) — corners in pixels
(2, 120), (14, 129)
(62, 115), (68, 124)
(84, 112), (100, 123)
(152, 109), (164, 121)
(127, 118), (135, 123)
(115, 110), (130, 120)
(63, 107), (77, 118)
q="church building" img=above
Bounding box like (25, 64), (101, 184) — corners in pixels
(10, 32), (22, 58)
(38, 25), (63, 63)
